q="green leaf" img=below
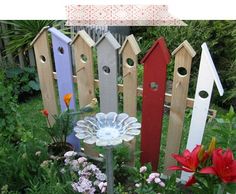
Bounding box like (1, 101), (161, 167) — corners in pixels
(5, 67), (23, 78)
(28, 80), (40, 91)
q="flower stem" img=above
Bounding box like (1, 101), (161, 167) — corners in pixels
(217, 183), (225, 194)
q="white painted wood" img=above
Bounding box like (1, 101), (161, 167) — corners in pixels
(181, 43), (224, 181)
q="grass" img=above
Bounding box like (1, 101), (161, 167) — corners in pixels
(18, 94), (49, 141)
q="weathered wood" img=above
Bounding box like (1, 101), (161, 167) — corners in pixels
(0, 23), (14, 64)
(31, 27), (58, 124)
(95, 32), (120, 113)
(119, 34), (141, 166)
(71, 30), (98, 157)
(141, 37), (170, 171)
(181, 43), (224, 181)
(164, 40), (196, 176)
(28, 48), (36, 66)
(49, 27), (76, 112)
(18, 49), (25, 67)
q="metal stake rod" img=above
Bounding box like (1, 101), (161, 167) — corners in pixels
(105, 146), (114, 194)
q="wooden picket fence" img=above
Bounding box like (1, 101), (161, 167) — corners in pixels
(31, 26), (224, 180)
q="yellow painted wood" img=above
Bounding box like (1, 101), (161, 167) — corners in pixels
(33, 29), (58, 124)
(163, 41), (195, 176)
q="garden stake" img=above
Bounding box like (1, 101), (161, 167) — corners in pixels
(105, 146), (114, 194)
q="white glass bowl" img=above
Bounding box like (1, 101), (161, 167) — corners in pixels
(74, 112), (141, 146)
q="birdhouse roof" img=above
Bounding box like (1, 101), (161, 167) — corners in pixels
(48, 27), (71, 44)
(30, 26), (50, 46)
(119, 34), (141, 55)
(172, 40), (196, 57)
(141, 37), (170, 64)
(70, 30), (95, 47)
(201, 43), (224, 96)
(95, 32), (120, 49)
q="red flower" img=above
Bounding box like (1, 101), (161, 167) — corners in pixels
(185, 175), (196, 187)
(41, 109), (49, 117)
(168, 145), (201, 173)
(200, 148), (236, 183)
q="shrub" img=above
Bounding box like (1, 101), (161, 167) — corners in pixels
(0, 69), (25, 143)
(4, 66), (40, 102)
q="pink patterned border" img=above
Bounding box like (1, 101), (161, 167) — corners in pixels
(66, 5), (186, 26)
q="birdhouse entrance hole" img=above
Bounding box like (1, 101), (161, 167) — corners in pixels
(150, 82), (158, 91)
(58, 46), (64, 54)
(40, 55), (46, 63)
(177, 67), (187, 77)
(80, 54), (88, 63)
(199, 90), (209, 99)
(102, 66), (110, 74)
(126, 58), (134, 67)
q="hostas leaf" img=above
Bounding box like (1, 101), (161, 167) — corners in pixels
(28, 80), (40, 91)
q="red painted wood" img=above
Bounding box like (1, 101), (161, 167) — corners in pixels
(140, 37), (170, 171)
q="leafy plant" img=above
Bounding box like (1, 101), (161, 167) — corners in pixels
(0, 20), (59, 55)
(4, 66), (40, 102)
(0, 69), (26, 143)
(209, 106), (236, 153)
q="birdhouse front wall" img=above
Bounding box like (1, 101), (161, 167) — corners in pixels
(141, 41), (169, 171)
(50, 33), (76, 111)
(97, 39), (118, 113)
(73, 36), (95, 108)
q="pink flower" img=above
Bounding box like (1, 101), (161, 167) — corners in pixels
(139, 166), (147, 173)
(64, 151), (77, 158)
(154, 177), (161, 183)
(146, 172), (160, 183)
(159, 181), (165, 187)
(98, 182), (107, 193)
(78, 157), (87, 164)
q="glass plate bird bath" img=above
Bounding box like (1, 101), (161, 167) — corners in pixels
(74, 112), (141, 194)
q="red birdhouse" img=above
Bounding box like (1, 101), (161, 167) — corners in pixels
(141, 37), (170, 171)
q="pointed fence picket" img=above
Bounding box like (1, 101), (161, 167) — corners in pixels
(32, 27), (223, 180)
(119, 34), (141, 166)
(140, 37), (171, 171)
(164, 40), (196, 175)
(181, 43), (224, 181)
(96, 32), (121, 113)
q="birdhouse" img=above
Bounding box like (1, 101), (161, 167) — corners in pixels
(30, 26), (58, 124)
(164, 40), (196, 176)
(95, 32), (121, 113)
(119, 34), (141, 117)
(48, 27), (75, 111)
(140, 37), (170, 171)
(71, 30), (95, 108)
